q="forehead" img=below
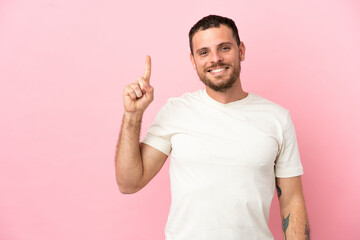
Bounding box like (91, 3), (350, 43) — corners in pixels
(192, 25), (236, 51)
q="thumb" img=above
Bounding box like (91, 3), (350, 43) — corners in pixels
(144, 84), (154, 102)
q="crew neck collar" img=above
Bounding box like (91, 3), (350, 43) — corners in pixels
(201, 89), (253, 108)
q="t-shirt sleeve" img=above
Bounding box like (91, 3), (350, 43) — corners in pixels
(275, 112), (304, 178)
(141, 102), (173, 156)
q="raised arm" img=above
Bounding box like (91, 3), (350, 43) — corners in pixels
(115, 56), (168, 194)
(276, 176), (310, 240)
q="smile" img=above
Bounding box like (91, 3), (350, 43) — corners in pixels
(208, 67), (229, 73)
(207, 66), (229, 73)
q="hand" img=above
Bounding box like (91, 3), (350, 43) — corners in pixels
(123, 55), (154, 116)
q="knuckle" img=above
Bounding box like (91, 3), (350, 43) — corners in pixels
(130, 93), (136, 99)
(127, 87), (135, 93)
(131, 84), (141, 91)
(136, 77), (144, 84)
(123, 88), (131, 95)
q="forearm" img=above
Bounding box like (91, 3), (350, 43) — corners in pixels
(276, 177), (310, 240)
(281, 201), (310, 240)
(115, 112), (144, 193)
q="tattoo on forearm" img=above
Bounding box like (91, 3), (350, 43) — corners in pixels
(276, 178), (282, 197)
(282, 213), (290, 240)
(305, 222), (310, 239)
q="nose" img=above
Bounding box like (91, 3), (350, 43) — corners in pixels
(210, 51), (223, 63)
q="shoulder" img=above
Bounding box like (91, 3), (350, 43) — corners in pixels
(167, 90), (202, 104)
(247, 93), (291, 125)
(163, 90), (204, 110)
(250, 93), (288, 112)
(154, 90), (203, 121)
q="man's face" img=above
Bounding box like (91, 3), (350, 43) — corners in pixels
(190, 25), (244, 92)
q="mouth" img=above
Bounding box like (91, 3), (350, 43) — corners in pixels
(207, 66), (230, 75)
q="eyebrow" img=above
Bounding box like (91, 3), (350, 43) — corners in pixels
(218, 42), (234, 47)
(195, 42), (234, 55)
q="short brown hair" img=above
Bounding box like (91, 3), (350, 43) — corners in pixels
(189, 15), (241, 55)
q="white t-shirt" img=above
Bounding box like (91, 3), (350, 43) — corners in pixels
(142, 90), (303, 240)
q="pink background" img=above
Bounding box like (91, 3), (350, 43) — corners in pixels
(1, 0), (360, 239)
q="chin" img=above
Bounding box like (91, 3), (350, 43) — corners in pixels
(202, 78), (236, 92)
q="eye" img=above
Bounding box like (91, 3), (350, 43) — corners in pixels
(221, 46), (230, 51)
(199, 51), (208, 56)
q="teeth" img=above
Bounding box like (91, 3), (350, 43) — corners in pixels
(211, 68), (226, 73)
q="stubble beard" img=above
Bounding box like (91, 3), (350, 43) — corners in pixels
(197, 62), (241, 92)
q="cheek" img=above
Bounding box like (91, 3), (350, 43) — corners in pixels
(228, 55), (240, 66)
(226, 51), (240, 63)
(195, 60), (207, 71)
(196, 65), (204, 74)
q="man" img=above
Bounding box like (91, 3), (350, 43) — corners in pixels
(116, 15), (310, 240)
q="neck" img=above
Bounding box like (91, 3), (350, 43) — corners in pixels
(205, 78), (248, 104)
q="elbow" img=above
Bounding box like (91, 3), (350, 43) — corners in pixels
(115, 169), (143, 194)
(118, 186), (137, 194)
(117, 181), (141, 194)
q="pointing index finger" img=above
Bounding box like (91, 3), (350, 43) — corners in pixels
(143, 55), (151, 83)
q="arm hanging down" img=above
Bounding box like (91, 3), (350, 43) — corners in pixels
(276, 176), (310, 240)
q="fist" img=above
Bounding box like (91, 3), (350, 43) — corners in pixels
(123, 55), (154, 114)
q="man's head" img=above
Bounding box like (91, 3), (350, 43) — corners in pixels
(189, 15), (245, 92)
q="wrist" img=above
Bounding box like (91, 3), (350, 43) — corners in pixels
(123, 111), (144, 122)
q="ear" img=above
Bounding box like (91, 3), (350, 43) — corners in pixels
(190, 53), (196, 70)
(239, 41), (246, 61)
